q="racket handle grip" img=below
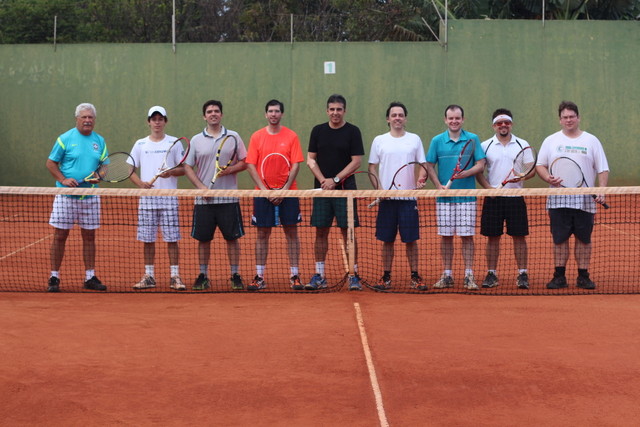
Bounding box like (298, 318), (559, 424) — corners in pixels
(148, 175), (159, 186)
(367, 198), (380, 209)
(592, 195), (610, 209)
(444, 179), (453, 189)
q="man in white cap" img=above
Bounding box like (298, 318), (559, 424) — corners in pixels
(128, 106), (187, 290)
(476, 108), (535, 290)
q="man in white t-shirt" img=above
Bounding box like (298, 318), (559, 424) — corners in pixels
(129, 106), (186, 290)
(367, 102), (428, 291)
(535, 101), (609, 290)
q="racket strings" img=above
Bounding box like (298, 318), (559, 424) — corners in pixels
(98, 153), (135, 181)
(513, 150), (536, 176)
(261, 156), (290, 190)
(392, 163), (428, 190)
(551, 158), (584, 188)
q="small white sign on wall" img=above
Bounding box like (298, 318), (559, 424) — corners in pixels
(324, 61), (336, 74)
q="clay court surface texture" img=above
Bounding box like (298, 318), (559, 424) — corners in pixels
(2, 291), (640, 426)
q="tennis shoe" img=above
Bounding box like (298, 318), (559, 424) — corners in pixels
(230, 273), (244, 290)
(170, 276), (186, 290)
(517, 272), (530, 289)
(290, 274), (305, 290)
(411, 273), (428, 291)
(433, 274), (454, 289)
(84, 275), (107, 291)
(482, 272), (499, 288)
(576, 274), (596, 290)
(247, 275), (266, 291)
(304, 273), (325, 290)
(47, 276), (60, 292)
(463, 274), (479, 291)
(372, 274), (391, 291)
(192, 273), (210, 290)
(546, 274), (568, 289)
(133, 274), (156, 289)
(348, 274), (362, 291)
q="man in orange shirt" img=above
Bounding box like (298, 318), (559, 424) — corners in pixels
(245, 99), (305, 291)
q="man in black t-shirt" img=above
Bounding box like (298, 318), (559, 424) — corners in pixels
(306, 94), (365, 291)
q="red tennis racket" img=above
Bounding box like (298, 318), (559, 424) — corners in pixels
(260, 152), (292, 225)
(148, 137), (190, 185)
(497, 146), (537, 188)
(444, 139), (475, 189)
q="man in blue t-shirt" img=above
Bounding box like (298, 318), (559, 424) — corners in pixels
(426, 104), (486, 291)
(45, 103), (108, 292)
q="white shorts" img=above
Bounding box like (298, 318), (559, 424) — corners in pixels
(436, 201), (476, 236)
(137, 206), (180, 243)
(49, 195), (101, 230)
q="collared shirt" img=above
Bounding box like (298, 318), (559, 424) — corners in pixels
(186, 126), (247, 204)
(426, 129), (485, 203)
(481, 134), (530, 189)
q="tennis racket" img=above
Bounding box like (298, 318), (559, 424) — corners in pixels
(368, 162), (428, 208)
(260, 152), (292, 226)
(148, 137), (190, 185)
(78, 152), (135, 184)
(549, 156), (609, 209)
(210, 134), (239, 186)
(444, 139), (475, 189)
(497, 146), (538, 188)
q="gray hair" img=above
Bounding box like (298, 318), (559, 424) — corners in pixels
(75, 103), (97, 118)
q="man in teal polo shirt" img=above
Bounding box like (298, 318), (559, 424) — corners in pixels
(426, 104), (486, 290)
(45, 103), (108, 292)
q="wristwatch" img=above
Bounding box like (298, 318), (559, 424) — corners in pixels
(333, 176), (340, 184)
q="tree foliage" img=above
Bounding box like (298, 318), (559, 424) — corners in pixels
(1, 0), (638, 44)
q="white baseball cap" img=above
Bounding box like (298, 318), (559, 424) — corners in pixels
(148, 105), (167, 118)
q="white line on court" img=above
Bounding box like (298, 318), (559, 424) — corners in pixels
(601, 224), (640, 240)
(353, 302), (389, 427)
(0, 234), (53, 261)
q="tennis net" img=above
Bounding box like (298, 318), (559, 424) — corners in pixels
(1, 186), (638, 294)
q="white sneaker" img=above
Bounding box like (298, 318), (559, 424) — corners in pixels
(134, 274), (156, 289)
(463, 274), (479, 290)
(433, 274), (454, 289)
(170, 276), (186, 290)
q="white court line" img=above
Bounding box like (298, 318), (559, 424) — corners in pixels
(601, 224), (640, 240)
(0, 234), (53, 261)
(354, 302), (389, 427)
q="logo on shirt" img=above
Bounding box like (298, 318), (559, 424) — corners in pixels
(557, 145), (587, 155)
(93, 143), (100, 151)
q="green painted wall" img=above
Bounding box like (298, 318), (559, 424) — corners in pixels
(1, 20), (638, 188)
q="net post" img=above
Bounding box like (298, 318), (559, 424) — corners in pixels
(346, 194), (355, 275)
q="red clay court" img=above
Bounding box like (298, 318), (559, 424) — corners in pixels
(2, 291), (640, 426)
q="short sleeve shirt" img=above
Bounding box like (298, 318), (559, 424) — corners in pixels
(426, 129), (485, 203)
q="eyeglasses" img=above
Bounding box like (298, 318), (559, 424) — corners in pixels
(494, 121), (511, 126)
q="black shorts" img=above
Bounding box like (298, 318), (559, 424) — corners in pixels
(480, 196), (529, 237)
(191, 203), (244, 242)
(548, 208), (594, 244)
(310, 197), (360, 228)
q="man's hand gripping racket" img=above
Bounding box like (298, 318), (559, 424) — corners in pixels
(78, 152), (136, 184)
(549, 156), (609, 209)
(148, 137), (190, 186)
(210, 134), (239, 187)
(497, 146), (537, 188)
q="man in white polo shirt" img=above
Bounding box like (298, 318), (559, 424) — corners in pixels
(477, 108), (535, 290)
